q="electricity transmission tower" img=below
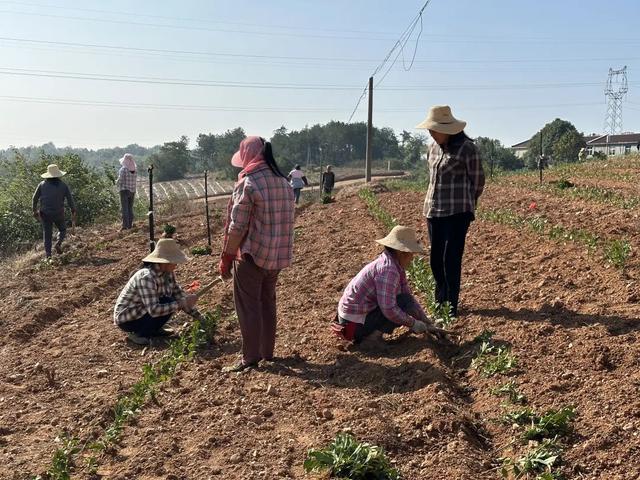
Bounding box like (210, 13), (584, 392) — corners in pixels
(604, 66), (628, 134)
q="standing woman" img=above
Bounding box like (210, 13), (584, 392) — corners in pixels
(219, 136), (295, 372)
(116, 153), (137, 230)
(287, 164), (308, 205)
(416, 105), (485, 317)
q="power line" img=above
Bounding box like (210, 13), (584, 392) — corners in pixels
(1, 36), (639, 67)
(347, 1), (432, 122)
(0, 67), (632, 92)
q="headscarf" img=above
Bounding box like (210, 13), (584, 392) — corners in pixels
(231, 136), (265, 180)
(119, 153), (136, 172)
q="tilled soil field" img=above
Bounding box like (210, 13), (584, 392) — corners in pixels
(2, 159), (640, 479)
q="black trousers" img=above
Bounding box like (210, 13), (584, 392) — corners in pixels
(118, 296), (174, 337)
(40, 212), (66, 257)
(339, 293), (419, 343)
(427, 212), (472, 317)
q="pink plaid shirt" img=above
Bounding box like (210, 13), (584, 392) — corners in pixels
(338, 251), (425, 327)
(225, 164), (295, 270)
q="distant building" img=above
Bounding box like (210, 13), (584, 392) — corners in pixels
(511, 132), (640, 158)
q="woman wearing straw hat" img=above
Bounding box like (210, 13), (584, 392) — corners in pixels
(116, 153), (137, 230)
(113, 238), (200, 345)
(32, 164), (77, 258)
(332, 225), (447, 344)
(219, 136), (295, 372)
(416, 105), (485, 318)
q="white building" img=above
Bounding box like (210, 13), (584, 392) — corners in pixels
(511, 133), (640, 158)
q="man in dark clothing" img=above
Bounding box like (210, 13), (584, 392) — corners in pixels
(32, 164), (77, 258)
(321, 165), (335, 198)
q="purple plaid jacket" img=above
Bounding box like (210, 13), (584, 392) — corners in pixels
(423, 139), (485, 218)
(225, 164), (295, 270)
(338, 251), (426, 327)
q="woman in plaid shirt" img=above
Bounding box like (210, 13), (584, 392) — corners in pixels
(116, 153), (137, 230)
(219, 136), (295, 372)
(333, 226), (447, 345)
(114, 239), (199, 345)
(416, 105), (485, 318)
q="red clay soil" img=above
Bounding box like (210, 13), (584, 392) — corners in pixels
(1, 181), (639, 479)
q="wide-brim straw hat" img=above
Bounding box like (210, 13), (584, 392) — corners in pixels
(41, 164), (66, 178)
(142, 239), (190, 264)
(376, 225), (424, 254)
(416, 105), (466, 135)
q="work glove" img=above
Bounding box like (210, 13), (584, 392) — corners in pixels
(218, 253), (235, 280)
(411, 319), (428, 334)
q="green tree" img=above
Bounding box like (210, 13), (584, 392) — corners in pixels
(476, 137), (524, 171)
(524, 119), (585, 168)
(150, 136), (191, 182)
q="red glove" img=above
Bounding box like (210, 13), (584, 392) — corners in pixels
(218, 253), (235, 279)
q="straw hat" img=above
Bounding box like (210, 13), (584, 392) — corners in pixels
(376, 225), (424, 253)
(41, 164), (66, 179)
(142, 239), (190, 264)
(416, 105), (466, 135)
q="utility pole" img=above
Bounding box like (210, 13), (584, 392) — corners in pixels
(204, 170), (212, 247)
(147, 165), (155, 252)
(365, 76), (373, 182)
(538, 131), (544, 184)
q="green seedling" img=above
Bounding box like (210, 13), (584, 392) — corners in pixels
(500, 439), (563, 479)
(502, 406), (576, 441)
(163, 224), (176, 238)
(43, 432), (81, 480)
(304, 432), (400, 480)
(492, 381), (527, 404)
(604, 239), (631, 269)
(473, 330), (495, 344)
(190, 245), (212, 255)
(471, 341), (517, 377)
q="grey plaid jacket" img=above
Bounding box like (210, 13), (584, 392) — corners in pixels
(423, 139), (485, 218)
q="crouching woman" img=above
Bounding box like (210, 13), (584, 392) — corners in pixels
(113, 238), (199, 345)
(332, 225), (446, 344)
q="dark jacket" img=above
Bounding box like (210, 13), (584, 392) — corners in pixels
(32, 179), (76, 217)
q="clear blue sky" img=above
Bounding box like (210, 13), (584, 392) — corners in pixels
(0, 0), (639, 149)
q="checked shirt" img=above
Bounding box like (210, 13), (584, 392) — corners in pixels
(116, 166), (137, 193)
(224, 164), (295, 271)
(338, 251), (427, 327)
(113, 265), (194, 325)
(423, 139), (485, 218)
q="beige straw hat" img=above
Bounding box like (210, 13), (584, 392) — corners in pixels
(142, 239), (190, 264)
(416, 105), (466, 135)
(41, 164), (66, 179)
(376, 225), (424, 253)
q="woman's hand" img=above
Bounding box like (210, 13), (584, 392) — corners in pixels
(218, 253), (235, 280)
(180, 294), (198, 311)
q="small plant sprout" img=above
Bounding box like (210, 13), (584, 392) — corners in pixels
(500, 439), (564, 479)
(471, 341), (517, 377)
(190, 245), (212, 255)
(491, 381), (527, 404)
(304, 432), (400, 480)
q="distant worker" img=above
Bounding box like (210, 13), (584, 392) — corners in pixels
(321, 165), (335, 199)
(113, 238), (200, 345)
(578, 148), (587, 162)
(332, 226), (448, 345)
(416, 105), (485, 318)
(219, 136), (295, 371)
(32, 164), (77, 258)
(287, 164), (308, 204)
(116, 153), (137, 230)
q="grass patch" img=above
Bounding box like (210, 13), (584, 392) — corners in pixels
(502, 406), (576, 441)
(190, 245), (212, 255)
(304, 432), (400, 480)
(604, 239), (632, 268)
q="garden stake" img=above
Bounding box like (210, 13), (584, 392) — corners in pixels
(147, 165), (155, 252)
(204, 170), (212, 247)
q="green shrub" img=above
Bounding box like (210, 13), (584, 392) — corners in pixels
(0, 153), (119, 255)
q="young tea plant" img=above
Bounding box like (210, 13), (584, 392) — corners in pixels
(304, 432), (400, 480)
(501, 406), (576, 441)
(472, 340), (517, 377)
(491, 381), (527, 404)
(604, 239), (631, 269)
(500, 439), (563, 480)
(190, 245), (212, 255)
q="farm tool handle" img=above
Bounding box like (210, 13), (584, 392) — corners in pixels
(196, 276), (224, 298)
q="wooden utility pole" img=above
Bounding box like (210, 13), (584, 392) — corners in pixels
(365, 76), (373, 182)
(204, 170), (212, 247)
(147, 165), (155, 252)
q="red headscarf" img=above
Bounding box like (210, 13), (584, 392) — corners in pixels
(231, 136), (266, 181)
